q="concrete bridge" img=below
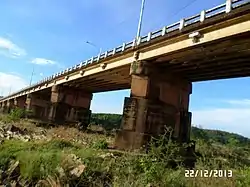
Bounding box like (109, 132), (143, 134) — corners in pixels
(0, 0), (250, 150)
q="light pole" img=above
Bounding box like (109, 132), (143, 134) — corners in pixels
(136, 0), (146, 40)
(8, 86), (11, 95)
(86, 41), (102, 54)
(29, 66), (35, 86)
(29, 66), (43, 86)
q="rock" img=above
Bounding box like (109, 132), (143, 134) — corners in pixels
(24, 135), (31, 140)
(12, 134), (20, 139)
(0, 133), (4, 138)
(6, 135), (12, 140)
(0, 127), (4, 132)
(23, 138), (30, 142)
(20, 135), (30, 142)
(70, 164), (86, 177)
(6, 131), (13, 135)
(8, 125), (23, 134)
(40, 129), (47, 135)
(99, 153), (115, 159)
(61, 154), (83, 173)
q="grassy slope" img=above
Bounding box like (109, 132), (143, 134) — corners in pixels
(0, 112), (249, 186)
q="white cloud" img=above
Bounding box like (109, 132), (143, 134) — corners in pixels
(31, 58), (57, 65)
(0, 72), (27, 96)
(0, 37), (26, 58)
(192, 99), (250, 138)
(225, 99), (250, 107)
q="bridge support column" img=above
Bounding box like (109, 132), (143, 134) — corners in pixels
(25, 93), (50, 119)
(1, 101), (8, 113)
(14, 96), (26, 110)
(6, 99), (15, 113)
(115, 61), (192, 150)
(0, 102), (4, 113)
(48, 85), (92, 128)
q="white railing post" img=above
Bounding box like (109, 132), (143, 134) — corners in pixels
(122, 43), (126, 51)
(147, 32), (152, 41)
(97, 53), (101, 61)
(132, 39), (136, 47)
(179, 19), (185, 30)
(104, 51), (108, 58)
(226, 0), (232, 13)
(162, 26), (166, 36)
(200, 10), (206, 22)
(136, 37), (141, 45)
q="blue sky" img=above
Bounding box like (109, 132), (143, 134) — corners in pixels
(0, 0), (250, 137)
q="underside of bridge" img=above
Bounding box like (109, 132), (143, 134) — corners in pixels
(57, 30), (250, 94)
(62, 65), (131, 93)
(155, 32), (250, 82)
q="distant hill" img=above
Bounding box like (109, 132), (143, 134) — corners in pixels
(90, 113), (250, 146)
(191, 126), (250, 146)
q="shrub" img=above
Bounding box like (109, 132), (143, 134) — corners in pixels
(91, 139), (108, 149)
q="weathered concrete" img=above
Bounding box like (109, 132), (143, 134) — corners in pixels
(115, 61), (192, 150)
(0, 86), (93, 128)
(14, 96), (26, 109)
(25, 93), (51, 119)
(48, 85), (92, 127)
(6, 99), (15, 113)
(3, 101), (8, 113)
(0, 101), (7, 113)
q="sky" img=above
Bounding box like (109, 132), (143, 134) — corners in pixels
(0, 0), (250, 138)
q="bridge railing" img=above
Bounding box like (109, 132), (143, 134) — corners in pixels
(1, 0), (249, 101)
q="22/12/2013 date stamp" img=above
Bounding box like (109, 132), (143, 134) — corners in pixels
(185, 170), (233, 178)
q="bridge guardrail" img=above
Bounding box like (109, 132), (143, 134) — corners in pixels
(1, 0), (249, 101)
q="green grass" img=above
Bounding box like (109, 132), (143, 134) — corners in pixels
(0, 112), (249, 186)
(0, 136), (249, 186)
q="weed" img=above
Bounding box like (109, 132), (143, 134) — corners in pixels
(91, 139), (108, 149)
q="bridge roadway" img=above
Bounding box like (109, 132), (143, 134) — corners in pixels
(0, 0), (250, 150)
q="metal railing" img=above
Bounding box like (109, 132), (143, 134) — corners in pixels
(1, 0), (249, 101)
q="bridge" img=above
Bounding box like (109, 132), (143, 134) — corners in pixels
(0, 0), (249, 150)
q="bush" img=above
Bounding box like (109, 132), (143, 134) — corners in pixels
(91, 139), (108, 149)
(9, 108), (25, 120)
(0, 108), (26, 123)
